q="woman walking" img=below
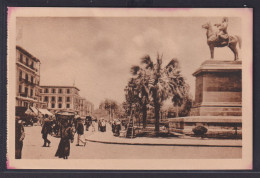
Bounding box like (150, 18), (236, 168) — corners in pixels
(55, 121), (74, 159)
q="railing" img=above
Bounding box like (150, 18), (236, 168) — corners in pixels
(19, 78), (37, 86)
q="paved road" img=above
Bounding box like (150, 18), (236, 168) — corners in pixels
(21, 125), (242, 159)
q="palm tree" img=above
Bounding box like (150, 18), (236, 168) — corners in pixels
(139, 54), (188, 134)
(130, 66), (149, 128)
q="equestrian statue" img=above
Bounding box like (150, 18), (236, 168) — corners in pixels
(202, 17), (241, 61)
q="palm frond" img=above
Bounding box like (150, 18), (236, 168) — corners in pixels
(141, 55), (154, 69)
(166, 58), (179, 69)
(130, 65), (140, 75)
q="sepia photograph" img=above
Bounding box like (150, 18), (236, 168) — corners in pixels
(7, 8), (252, 170)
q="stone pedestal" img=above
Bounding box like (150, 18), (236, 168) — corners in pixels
(190, 60), (242, 116)
(168, 60), (242, 137)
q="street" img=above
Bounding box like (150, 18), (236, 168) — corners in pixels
(21, 125), (242, 159)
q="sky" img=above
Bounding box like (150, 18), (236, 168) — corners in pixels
(16, 16), (241, 109)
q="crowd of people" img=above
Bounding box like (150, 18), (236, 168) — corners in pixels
(15, 113), (137, 160)
(15, 113), (113, 159)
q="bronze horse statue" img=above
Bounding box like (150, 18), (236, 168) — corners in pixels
(202, 22), (241, 61)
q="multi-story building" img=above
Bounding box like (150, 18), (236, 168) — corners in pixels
(78, 97), (94, 117)
(79, 97), (86, 117)
(39, 86), (81, 114)
(85, 100), (94, 115)
(16, 46), (47, 109)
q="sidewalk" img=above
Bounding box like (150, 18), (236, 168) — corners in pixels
(85, 125), (242, 147)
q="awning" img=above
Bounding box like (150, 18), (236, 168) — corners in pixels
(38, 109), (53, 116)
(25, 108), (37, 116)
(30, 107), (39, 115)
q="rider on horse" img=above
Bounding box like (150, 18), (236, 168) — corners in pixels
(214, 17), (229, 46)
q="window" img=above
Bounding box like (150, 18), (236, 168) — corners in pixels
(25, 74), (28, 82)
(51, 103), (55, 108)
(66, 104), (70, 108)
(31, 61), (34, 69)
(66, 97), (70, 102)
(52, 89), (56, 93)
(67, 89), (70, 94)
(31, 76), (34, 83)
(20, 54), (23, 62)
(26, 57), (29, 66)
(58, 89), (63, 93)
(19, 85), (22, 93)
(24, 87), (28, 96)
(44, 96), (48, 102)
(39, 89), (42, 93)
(58, 104), (62, 108)
(58, 97), (62, 102)
(45, 88), (49, 93)
(51, 96), (55, 102)
(30, 89), (33, 97)
(19, 71), (22, 81)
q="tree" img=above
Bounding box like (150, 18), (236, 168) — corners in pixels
(136, 54), (189, 133)
(130, 66), (149, 128)
(99, 99), (119, 120)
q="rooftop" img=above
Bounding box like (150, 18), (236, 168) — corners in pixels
(16, 45), (40, 63)
(40, 85), (80, 91)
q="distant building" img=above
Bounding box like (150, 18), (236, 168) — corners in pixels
(39, 86), (80, 114)
(79, 97), (94, 117)
(79, 97), (86, 117)
(85, 100), (94, 115)
(16, 46), (47, 109)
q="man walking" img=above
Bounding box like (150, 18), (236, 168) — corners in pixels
(75, 117), (86, 146)
(15, 116), (25, 159)
(41, 114), (51, 147)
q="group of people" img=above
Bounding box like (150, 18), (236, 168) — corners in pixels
(15, 114), (96, 159)
(15, 113), (123, 159)
(111, 119), (122, 136)
(98, 119), (107, 132)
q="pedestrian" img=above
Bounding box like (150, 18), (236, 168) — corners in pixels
(41, 114), (51, 147)
(112, 120), (115, 133)
(100, 119), (106, 132)
(91, 121), (95, 132)
(15, 116), (25, 159)
(55, 120), (75, 159)
(75, 117), (86, 146)
(97, 119), (101, 131)
(114, 119), (121, 136)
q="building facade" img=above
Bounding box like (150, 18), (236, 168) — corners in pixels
(39, 86), (81, 114)
(79, 98), (94, 117)
(85, 100), (94, 115)
(16, 46), (47, 109)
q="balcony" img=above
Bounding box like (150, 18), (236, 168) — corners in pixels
(20, 93), (28, 97)
(19, 78), (37, 86)
(17, 61), (38, 73)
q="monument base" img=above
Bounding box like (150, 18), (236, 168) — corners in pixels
(191, 60), (242, 117)
(168, 116), (242, 137)
(167, 60), (242, 138)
